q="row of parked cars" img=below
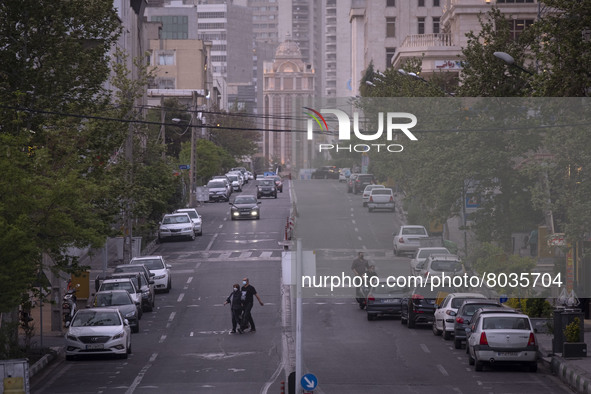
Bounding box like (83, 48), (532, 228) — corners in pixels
(65, 255), (171, 360)
(363, 226), (539, 372)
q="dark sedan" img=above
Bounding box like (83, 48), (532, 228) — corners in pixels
(401, 284), (457, 328)
(366, 280), (409, 321)
(453, 300), (502, 349)
(88, 290), (140, 333)
(229, 195), (261, 220)
(311, 166), (339, 179)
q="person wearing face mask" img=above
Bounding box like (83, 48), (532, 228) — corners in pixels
(239, 277), (264, 333)
(224, 283), (243, 333)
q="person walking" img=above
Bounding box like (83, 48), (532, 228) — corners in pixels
(224, 283), (243, 333)
(351, 252), (370, 307)
(239, 277), (263, 333)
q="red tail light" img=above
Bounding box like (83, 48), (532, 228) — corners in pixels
(456, 317), (464, 324)
(528, 333), (536, 346)
(368, 296), (375, 302)
(369, 196), (373, 202)
(412, 294), (424, 300)
(399, 237), (405, 243)
(389, 196), (394, 202)
(479, 332), (488, 345)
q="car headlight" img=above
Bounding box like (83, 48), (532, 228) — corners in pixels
(66, 334), (78, 341)
(125, 311), (136, 318)
(154, 274), (165, 279)
(251, 210), (259, 216)
(112, 331), (125, 340)
(184, 226), (193, 231)
(232, 211), (239, 216)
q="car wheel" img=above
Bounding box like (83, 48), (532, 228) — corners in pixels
(231, 216), (235, 220)
(132, 323), (139, 334)
(167, 279), (171, 292)
(454, 338), (462, 349)
(401, 315), (407, 325)
(528, 362), (537, 373)
(256, 216), (260, 220)
(257, 195), (261, 199)
(189, 233), (195, 241)
(432, 321), (442, 336)
(274, 194), (277, 199)
(442, 325), (452, 340)
(394, 247), (400, 256)
(468, 349), (475, 365)
(368, 207), (373, 212)
(198, 231), (202, 236)
(66, 355), (75, 361)
(367, 314), (375, 321)
(127, 341), (132, 354)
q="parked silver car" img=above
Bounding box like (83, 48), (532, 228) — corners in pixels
(174, 208), (203, 236)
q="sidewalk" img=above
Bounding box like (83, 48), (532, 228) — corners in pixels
(537, 319), (591, 394)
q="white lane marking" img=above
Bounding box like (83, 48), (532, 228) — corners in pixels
(168, 312), (176, 322)
(352, 220), (356, 224)
(187, 276), (193, 284)
(420, 343), (430, 353)
(159, 335), (166, 343)
(177, 293), (184, 302)
(125, 353), (158, 394)
(190, 332), (194, 337)
(358, 236), (362, 241)
(206, 233), (218, 251)
(218, 224), (223, 229)
(437, 364), (449, 376)
(354, 227), (359, 232)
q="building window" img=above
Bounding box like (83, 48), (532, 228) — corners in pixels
(418, 0), (425, 6)
(433, 17), (440, 34)
(386, 47), (396, 68)
(433, 0), (440, 6)
(158, 53), (174, 65)
(386, 17), (396, 38)
(151, 15), (188, 40)
(418, 17), (425, 34)
(510, 19), (534, 40)
(387, 0), (396, 6)
(156, 77), (175, 89)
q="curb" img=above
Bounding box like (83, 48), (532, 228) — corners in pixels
(29, 346), (63, 378)
(549, 355), (591, 394)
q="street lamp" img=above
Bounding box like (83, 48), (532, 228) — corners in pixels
(398, 69), (455, 96)
(493, 51), (534, 75)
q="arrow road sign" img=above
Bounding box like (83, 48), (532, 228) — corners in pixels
(301, 373), (318, 390)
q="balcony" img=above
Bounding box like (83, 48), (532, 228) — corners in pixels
(400, 33), (454, 48)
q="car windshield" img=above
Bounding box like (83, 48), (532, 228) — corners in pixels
(461, 303), (500, 316)
(259, 180), (273, 186)
(430, 260), (462, 272)
(451, 297), (477, 308)
(162, 215), (190, 224)
(483, 316), (530, 330)
(402, 227), (427, 235)
(95, 293), (132, 306)
(371, 189), (391, 195)
(178, 210), (198, 219)
(417, 248), (450, 258)
(101, 282), (135, 293)
(207, 181), (225, 188)
(134, 259), (164, 270)
(227, 175), (238, 181)
(235, 196), (257, 204)
(71, 311), (121, 327)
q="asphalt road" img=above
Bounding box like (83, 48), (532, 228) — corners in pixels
(30, 178), (570, 394)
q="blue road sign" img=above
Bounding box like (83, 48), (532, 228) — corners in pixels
(179, 164), (190, 170)
(301, 373), (318, 391)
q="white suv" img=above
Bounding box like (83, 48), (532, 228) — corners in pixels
(130, 256), (171, 293)
(433, 292), (487, 339)
(174, 208), (203, 236)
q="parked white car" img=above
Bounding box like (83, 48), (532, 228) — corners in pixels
(174, 208), (203, 236)
(420, 254), (465, 278)
(409, 247), (451, 275)
(392, 225), (429, 257)
(367, 188), (395, 212)
(130, 255), (171, 293)
(65, 308), (131, 360)
(432, 292), (487, 339)
(467, 311), (538, 372)
(362, 184), (385, 207)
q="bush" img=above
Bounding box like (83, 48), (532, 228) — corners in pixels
(564, 317), (581, 343)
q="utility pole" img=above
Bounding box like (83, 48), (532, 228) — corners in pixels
(161, 95), (166, 159)
(123, 107), (134, 264)
(189, 91), (197, 207)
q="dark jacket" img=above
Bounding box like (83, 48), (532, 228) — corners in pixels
(226, 290), (243, 310)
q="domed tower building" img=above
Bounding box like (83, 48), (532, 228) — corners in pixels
(262, 35), (315, 173)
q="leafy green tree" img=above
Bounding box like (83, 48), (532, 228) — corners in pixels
(207, 103), (261, 160)
(179, 139), (236, 186)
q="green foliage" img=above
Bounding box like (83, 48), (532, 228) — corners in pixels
(564, 317), (581, 343)
(180, 139), (236, 186)
(505, 298), (553, 318)
(207, 103), (261, 160)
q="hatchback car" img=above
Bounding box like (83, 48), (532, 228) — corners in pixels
(392, 225), (429, 257)
(65, 308), (131, 360)
(226, 173), (243, 192)
(409, 247), (451, 275)
(312, 166), (339, 179)
(98, 278), (142, 318)
(129, 256), (171, 293)
(174, 208), (203, 236)
(453, 300), (503, 349)
(229, 195), (261, 220)
(467, 311), (538, 372)
(89, 290), (140, 333)
(339, 168), (351, 183)
(158, 213), (195, 241)
(257, 178), (277, 198)
(366, 280), (409, 321)
(433, 292), (487, 339)
(353, 174), (376, 194)
(361, 184), (385, 207)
